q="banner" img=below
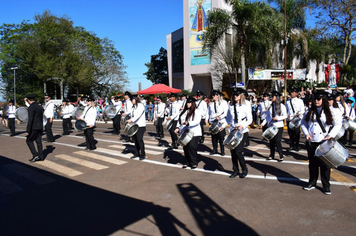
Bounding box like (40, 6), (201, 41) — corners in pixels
(248, 69), (306, 80)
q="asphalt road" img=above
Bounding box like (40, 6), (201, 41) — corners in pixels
(0, 120), (356, 236)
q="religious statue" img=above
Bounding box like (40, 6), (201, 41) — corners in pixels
(191, 0), (209, 42)
(324, 60), (341, 87)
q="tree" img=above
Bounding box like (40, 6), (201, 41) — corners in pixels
(311, 0), (356, 65)
(143, 47), (168, 85)
(0, 11), (127, 102)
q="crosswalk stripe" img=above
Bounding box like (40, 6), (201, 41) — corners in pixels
(108, 145), (162, 155)
(74, 151), (127, 165)
(95, 148), (132, 158)
(36, 160), (83, 177)
(0, 175), (23, 194)
(55, 154), (109, 170)
(5, 163), (55, 185)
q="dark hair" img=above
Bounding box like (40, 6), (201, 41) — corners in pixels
(305, 97), (333, 125)
(273, 95), (282, 116)
(132, 97), (141, 105)
(179, 100), (197, 124)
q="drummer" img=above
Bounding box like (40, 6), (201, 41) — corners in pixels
(301, 90), (342, 194)
(153, 96), (166, 139)
(43, 93), (55, 142)
(111, 95), (122, 135)
(174, 96), (202, 169)
(258, 92), (272, 141)
(68, 100), (75, 130)
(121, 91), (133, 142)
(286, 87), (304, 152)
(7, 99), (16, 136)
(227, 88), (252, 178)
(61, 99), (71, 135)
(260, 91), (287, 161)
(195, 90), (208, 144)
(344, 98), (355, 146)
(127, 95), (146, 160)
(81, 97), (97, 150)
(206, 90), (228, 156)
(167, 93), (181, 149)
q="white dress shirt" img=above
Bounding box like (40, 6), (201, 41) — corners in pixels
(62, 105), (71, 119)
(154, 102), (166, 118)
(81, 106), (97, 127)
(227, 102), (253, 134)
(206, 100), (228, 128)
(44, 101), (54, 119)
(286, 97), (305, 121)
(196, 99), (208, 119)
(131, 103), (146, 127)
(111, 99), (123, 114)
(261, 103), (287, 128)
(258, 100), (272, 119)
(168, 101), (180, 121)
(123, 99), (133, 115)
(178, 109), (202, 137)
(7, 105), (16, 118)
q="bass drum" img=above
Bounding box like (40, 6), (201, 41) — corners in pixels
(124, 122), (139, 137)
(177, 129), (194, 146)
(75, 120), (87, 131)
(103, 105), (117, 120)
(315, 139), (348, 168)
(209, 119), (222, 135)
(262, 126), (278, 140)
(72, 106), (85, 120)
(15, 107), (28, 122)
(288, 117), (301, 130)
(223, 129), (243, 150)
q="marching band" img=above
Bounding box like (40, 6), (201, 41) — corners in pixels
(3, 85), (355, 195)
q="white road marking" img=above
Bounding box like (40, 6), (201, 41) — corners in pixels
(74, 151), (127, 165)
(55, 154), (109, 170)
(5, 163), (55, 185)
(108, 145), (162, 155)
(36, 160), (83, 177)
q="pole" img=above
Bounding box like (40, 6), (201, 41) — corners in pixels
(11, 67), (18, 107)
(283, 0), (287, 102)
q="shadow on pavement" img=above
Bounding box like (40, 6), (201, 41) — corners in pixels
(177, 183), (259, 236)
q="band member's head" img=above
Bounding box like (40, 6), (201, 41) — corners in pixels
(168, 93), (177, 102)
(156, 96), (162, 103)
(8, 99), (14, 105)
(124, 91), (132, 100)
(114, 96), (120, 101)
(87, 97), (95, 108)
(179, 96), (197, 123)
(271, 91), (281, 102)
(231, 88), (246, 104)
(196, 90), (204, 100)
(306, 90), (333, 125)
(211, 90), (221, 102)
(44, 93), (52, 102)
(271, 91), (282, 116)
(345, 98), (353, 107)
(327, 93), (338, 108)
(131, 95), (140, 105)
(25, 94), (36, 104)
(180, 94), (187, 101)
(289, 87), (298, 98)
(186, 97), (196, 110)
(312, 90), (327, 108)
(263, 92), (270, 101)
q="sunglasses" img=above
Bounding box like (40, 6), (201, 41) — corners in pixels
(314, 98), (323, 101)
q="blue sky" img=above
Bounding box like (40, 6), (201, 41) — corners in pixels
(0, 0), (321, 102)
(0, 0), (183, 100)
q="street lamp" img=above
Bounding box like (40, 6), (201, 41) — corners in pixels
(10, 67), (18, 107)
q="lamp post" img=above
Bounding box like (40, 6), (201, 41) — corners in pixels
(10, 67), (18, 107)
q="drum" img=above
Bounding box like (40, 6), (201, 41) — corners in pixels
(343, 119), (350, 130)
(103, 105), (117, 119)
(315, 139), (348, 168)
(153, 118), (158, 126)
(223, 129), (243, 150)
(15, 107), (28, 122)
(43, 115), (47, 127)
(288, 117), (301, 130)
(335, 127), (345, 140)
(56, 105), (63, 118)
(166, 119), (174, 131)
(347, 120), (356, 132)
(121, 114), (130, 125)
(74, 120), (87, 131)
(2, 104), (8, 118)
(262, 126), (278, 140)
(73, 106), (85, 120)
(209, 119), (222, 135)
(177, 129), (194, 146)
(124, 122), (139, 137)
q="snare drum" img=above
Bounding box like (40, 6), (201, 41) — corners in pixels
(288, 117), (301, 130)
(335, 127), (345, 140)
(177, 129), (194, 146)
(209, 119), (222, 135)
(72, 106), (85, 120)
(342, 119), (350, 130)
(124, 122), (139, 137)
(315, 139), (348, 168)
(262, 126), (278, 140)
(15, 107), (28, 122)
(103, 105), (117, 119)
(75, 120), (87, 131)
(348, 120), (356, 131)
(223, 129), (243, 150)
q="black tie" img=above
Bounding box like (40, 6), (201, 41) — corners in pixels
(234, 104), (238, 123)
(214, 101), (217, 113)
(272, 104), (275, 118)
(170, 104), (172, 116)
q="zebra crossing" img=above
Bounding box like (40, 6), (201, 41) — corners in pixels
(0, 151), (127, 195)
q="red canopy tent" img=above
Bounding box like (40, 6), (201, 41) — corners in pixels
(137, 83), (182, 94)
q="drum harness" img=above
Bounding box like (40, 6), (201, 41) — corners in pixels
(233, 103), (247, 128)
(82, 106), (93, 128)
(313, 110), (333, 144)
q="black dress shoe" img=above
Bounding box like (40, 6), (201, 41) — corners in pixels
(190, 165), (197, 169)
(239, 170), (248, 178)
(29, 156), (42, 162)
(295, 147), (300, 152)
(230, 172), (239, 178)
(303, 184), (316, 191)
(130, 155), (138, 159)
(89, 147), (96, 150)
(220, 151), (225, 156)
(210, 151), (218, 155)
(139, 156), (146, 161)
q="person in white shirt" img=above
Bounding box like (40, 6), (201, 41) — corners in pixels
(167, 93), (181, 149)
(195, 90), (208, 143)
(206, 90), (228, 156)
(227, 88), (252, 178)
(286, 87), (305, 151)
(7, 99), (16, 136)
(344, 98), (356, 146)
(178, 94), (187, 113)
(153, 96), (166, 139)
(121, 91), (133, 142)
(61, 99), (71, 135)
(301, 90), (342, 195)
(258, 92), (272, 139)
(344, 85), (354, 97)
(43, 93), (55, 142)
(81, 97), (97, 150)
(111, 95), (122, 135)
(127, 96), (146, 160)
(260, 91), (287, 161)
(174, 97), (202, 169)
(68, 101), (75, 130)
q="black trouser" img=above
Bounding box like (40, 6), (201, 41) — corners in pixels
(69, 116), (73, 129)
(169, 120), (178, 143)
(231, 132), (248, 172)
(348, 130), (354, 144)
(8, 118), (15, 135)
(306, 142), (330, 189)
(62, 118), (70, 134)
(84, 127), (96, 149)
(200, 119), (205, 142)
(113, 114), (121, 134)
(45, 118), (54, 142)
(269, 127), (284, 158)
(183, 136), (200, 166)
(212, 129), (226, 152)
(133, 127), (146, 157)
(287, 121), (301, 148)
(156, 117), (164, 137)
(262, 120), (267, 139)
(26, 129), (43, 158)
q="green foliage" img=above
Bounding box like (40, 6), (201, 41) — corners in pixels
(143, 47), (168, 85)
